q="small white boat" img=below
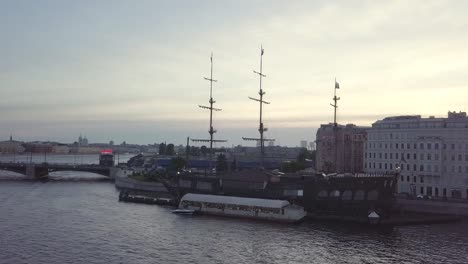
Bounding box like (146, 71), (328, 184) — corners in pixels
(172, 209), (196, 215)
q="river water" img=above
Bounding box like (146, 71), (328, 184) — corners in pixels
(1, 155), (467, 264)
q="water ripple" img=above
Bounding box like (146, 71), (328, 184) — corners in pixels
(1, 181), (467, 264)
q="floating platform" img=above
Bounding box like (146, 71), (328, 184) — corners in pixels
(118, 190), (177, 206)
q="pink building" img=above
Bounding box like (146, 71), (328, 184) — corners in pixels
(315, 123), (368, 173)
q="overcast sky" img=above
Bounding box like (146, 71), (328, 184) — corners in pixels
(1, 0), (467, 146)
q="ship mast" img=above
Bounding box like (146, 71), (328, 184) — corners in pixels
(192, 53), (227, 172)
(242, 46), (275, 168)
(330, 78), (340, 172)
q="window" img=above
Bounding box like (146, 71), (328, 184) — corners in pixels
(420, 153), (424, 160)
(407, 164), (410, 171)
(414, 153), (417, 160)
(407, 153), (410, 160)
(451, 155), (455, 161)
(379, 153), (382, 159)
(414, 143), (417, 149)
(420, 187), (424, 194)
(435, 188), (439, 197)
(413, 176), (417, 183)
(396, 143), (399, 149)
(407, 143), (411, 149)
(435, 154), (439, 160)
(459, 166), (462, 173)
(435, 165), (439, 172)
(427, 143), (431, 149)
(401, 175), (404, 181)
(385, 163), (388, 170)
(390, 164), (393, 170)
(413, 164), (417, 171)
(427, 154), (431, 160)
(466, 155), (468, 162)
(443, 188), (447, 197)
(401, 143), (404, 149)
(396, 153), (399, 159)
(385, 153), (388, 159)
(459, 154), (462, 161)
(379, 163), (382, 169)
(435, 143), (439, 149)
(420, 143), (424, 149)
(420, 176), (424, 183)
(443, 144), (447, 149)
(420, 165), (424, 171)
(451, 144), (455, 150)
(390, 153), (393, 159)
(426, 186), (432, 196)
(385, 144), (388, 149)
(407, 175), (410, 181)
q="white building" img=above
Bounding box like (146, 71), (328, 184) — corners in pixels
(364, 111), (468, 199)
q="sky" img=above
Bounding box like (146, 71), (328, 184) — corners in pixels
(1, 0), (467, 146)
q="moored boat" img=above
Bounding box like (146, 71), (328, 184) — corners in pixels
(172, 209), (197, 215)
(178, 193), (306, 223)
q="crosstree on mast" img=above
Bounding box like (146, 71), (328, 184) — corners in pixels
(242, 46), (275, 168)
(191, 53), (227, 170)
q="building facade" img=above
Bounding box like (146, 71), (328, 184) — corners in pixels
(315, 123), (368, 173)
(364, 111), (468, 199)
(0, 137), (25, 153)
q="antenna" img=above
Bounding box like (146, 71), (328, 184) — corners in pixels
(191, 53), (227, 172)
(242, 46), (275, 168)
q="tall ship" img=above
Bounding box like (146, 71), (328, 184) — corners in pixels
(142, 48), (398, 224)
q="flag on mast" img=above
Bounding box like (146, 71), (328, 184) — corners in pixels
(261, 46), (264, 56)
(335, 78), (340, 89)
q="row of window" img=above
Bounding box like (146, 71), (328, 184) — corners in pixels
(365, 152), (468, 162)
(368, 142), (468, 151)
(414, 186), (468, 199)
(181, 200), (282, 214)
(366, 162), (468, 174)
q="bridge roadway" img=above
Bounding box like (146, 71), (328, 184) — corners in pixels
(0, 162), (114, 179)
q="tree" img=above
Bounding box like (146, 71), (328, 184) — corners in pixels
(200, 145), (209, 156)
(297, 148), (313, 163)
(159, 143), (166, 155)
(190, 146), (200, 156)
(216, 154), (228, 172)
(281, 161), (305, 173)
(170, 156), (186, 172)
(166, 144), (175, 155)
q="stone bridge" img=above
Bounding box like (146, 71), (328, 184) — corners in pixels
(0, 162), (120, 179)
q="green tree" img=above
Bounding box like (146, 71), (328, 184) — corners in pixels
(170, 156), (186, 171)
(190, 146), (200, 156)
(200, 145), (209, 156)
(216, 154), (228, 172)
(166, 144), (175, 155)
(159, 143), (166, 155)
(281, 161), (305, 173)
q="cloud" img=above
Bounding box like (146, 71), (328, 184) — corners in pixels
(1, 0), (467, 145)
